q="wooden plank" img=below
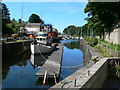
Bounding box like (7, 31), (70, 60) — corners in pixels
(36, 43), (64, 77)
(43, 71), (47, 84)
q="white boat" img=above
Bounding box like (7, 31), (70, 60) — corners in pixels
(31, 36), (56, 54)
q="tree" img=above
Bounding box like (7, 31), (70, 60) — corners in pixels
(63, 25), (81, 37)
(28, 14), (44, 23)
(2, 3), (13, 35)
(2, 3), (10, 20)
(84, 2), (120, 39)
(18, 19), (22, 23)
(2, 3), (26, 35)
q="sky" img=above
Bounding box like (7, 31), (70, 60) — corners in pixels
(5, 2), (88, 33)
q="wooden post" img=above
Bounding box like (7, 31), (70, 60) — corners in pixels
(88, 70), (90, 76)
(43, 71), (47, 84)
(74, 79), (76, 87)
(53, 71), (57, 84)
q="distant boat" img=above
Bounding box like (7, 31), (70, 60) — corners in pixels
(30, 36), (57, 54)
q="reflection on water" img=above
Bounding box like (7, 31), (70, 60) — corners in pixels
(60, 40), (83, 80)
(2, 51), (51, 88)
(2, 39), (83, 88)
(2, 51), (31, 80)
(64, 40), (80, 49)
(30, 54), (51, 68)
(36, 77), (57, 86)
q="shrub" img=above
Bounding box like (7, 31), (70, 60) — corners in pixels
(89, 38), (98, 47)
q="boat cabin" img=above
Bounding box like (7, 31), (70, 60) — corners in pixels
(36, 36), (47, 45)
(36, 36), (52, 46)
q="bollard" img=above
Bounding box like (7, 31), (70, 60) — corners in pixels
(88, 70), (90, 76)
(74, 79), (76, 87)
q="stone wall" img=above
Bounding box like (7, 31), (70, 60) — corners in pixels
(50, 57), (120, 89)
(80, 39), (92, 63)
(81, 58), (108, 88)
(80, 39), (103, 63)
(105, 28), (120, 44)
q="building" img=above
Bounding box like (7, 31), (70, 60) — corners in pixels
(25, 23), (54, 34)
(25, 23), (42, 34)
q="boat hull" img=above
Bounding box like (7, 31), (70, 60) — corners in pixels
(31, 43), (56, 54)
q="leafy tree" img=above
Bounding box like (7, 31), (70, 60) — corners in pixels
(2, 3), (13, 34)
(2, 3), (10, 20)
(2, 20), (14, 34)
(18, 19), (22, 23)
(28, 14), (44, 23)
(2, 3), (26, 35)
(63, 25), (81, 37)
(84, 2), (120, 39)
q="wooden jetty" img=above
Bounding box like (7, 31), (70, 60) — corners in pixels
(36, 43), (64, 78)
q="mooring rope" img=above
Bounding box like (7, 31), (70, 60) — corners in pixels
(59, 73), (66, 79)
(61, 80), (74, 88)
(60, 61), (90, 69)
(36, 45), (48, 61)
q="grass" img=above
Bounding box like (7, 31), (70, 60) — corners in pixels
(103, 44), (120, 52)
(97, 38), (110, 44)
(85, 37), (120, 56)
(97, 38), (120, 52)
(95, 45), (111, 57)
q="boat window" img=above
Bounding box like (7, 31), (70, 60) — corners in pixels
(40, 38), (42, 40)
(43, 38), (46, 41)
(37, 38), (39, 40)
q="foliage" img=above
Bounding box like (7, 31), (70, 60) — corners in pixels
(85, 37), (98, 47)
(2, 18), (26, 35)
(28, 14), (44, 23)
(84, 2), (120, 39)
(94, 45), (110, 57)
(97, 39), (120, 52)
(63, 25), (81, 37)
(64, 41), (80, 49)
(103, 44), (120, 52)
(110, 60), (120, 79)
(2, 3), (26, 35)
(18, 19), (22, 23)
(2, 3), (10, 20)
(2, 19), (14, 34)
(89, 38), (98, 47)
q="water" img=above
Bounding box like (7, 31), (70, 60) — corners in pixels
(2, 39), (83, 88)
(60, 40), (83, 80)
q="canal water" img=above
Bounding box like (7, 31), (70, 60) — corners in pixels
(2, 40), (83, 88)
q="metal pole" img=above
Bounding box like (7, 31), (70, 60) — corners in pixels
(22, 2), (23, 20)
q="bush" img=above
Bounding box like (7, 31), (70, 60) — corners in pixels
(84, 37), (98, 47)
(89, 38), (98, 47)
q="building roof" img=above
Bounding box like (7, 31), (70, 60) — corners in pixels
(26, 23), (42, 26)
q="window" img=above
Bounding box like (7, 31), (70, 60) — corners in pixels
(40, 38), (42, 40)
(43, 38), (46, 41)
(37, 38), (39, 40)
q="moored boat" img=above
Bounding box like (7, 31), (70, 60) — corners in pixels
(30, 23), (60, 54)
(30, 36), (57, 54)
